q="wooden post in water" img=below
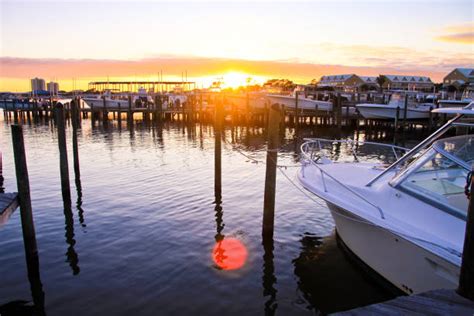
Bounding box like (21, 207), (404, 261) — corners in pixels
(262, 104), (282, 240)
(153, 95), (160, 121)
(294, 91), (299, 126)
(403, 94), (408, 129)
(395, 106), (400, 131)
(428, 106), (433, 131)
(11, 124), (45, 313)
(71, 101), (81, 182)
(128, 95), (133, 123)
(55, 105), (72, 204)
(0, 151), (4, 193)
(102, 96), (108, 122)
(458, 168), (474, 300)
(214, 101), (223, 199)
(337, 93), (342, 129)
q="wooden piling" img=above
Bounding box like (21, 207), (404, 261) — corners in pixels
(458, 168), (474, 300)
(214, 101), (223, 199)
(337, 93), (342, 129)
(128, 95), (133, 122)
(294, 91), (299, 126)
(11, 124), (45, 313)
(55, 105), (71, 204)
(0, 151), (4, 194)
(395, 106), (400, 130)
(262, 104), (282, 239)
(71, 101), (81, 182)
(403, 94), (408, 128)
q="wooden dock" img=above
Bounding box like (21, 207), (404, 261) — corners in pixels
(332, 289), (474, 315)
(0, 192), (18, 226)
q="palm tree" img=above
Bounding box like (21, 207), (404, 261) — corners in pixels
(376, 75), (386, 93)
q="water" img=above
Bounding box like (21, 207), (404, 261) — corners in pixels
(0, 114), (424, 315)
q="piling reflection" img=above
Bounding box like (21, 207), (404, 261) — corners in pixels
(0, 252), (46, 316)
(63, 200), (80, 275)
(262, 236), (277, 315)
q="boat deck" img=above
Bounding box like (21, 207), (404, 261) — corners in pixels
(332, 289), (474, 315)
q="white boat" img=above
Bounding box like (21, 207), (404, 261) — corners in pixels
(83, 88), (153, 110)
(438, 88), (474, 108)
(298, 103), (474, 294)
(267, 93), (333, 112)
(356, 93), (432, 120)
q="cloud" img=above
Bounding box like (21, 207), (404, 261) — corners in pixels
(436, 22), (474, 44)
(436, 32), (474, 44)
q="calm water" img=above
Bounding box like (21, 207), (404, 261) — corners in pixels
(0, 113), (424, 315)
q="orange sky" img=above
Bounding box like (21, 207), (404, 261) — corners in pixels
(0, 56), (452, 92)
(1, 1), (472, 92)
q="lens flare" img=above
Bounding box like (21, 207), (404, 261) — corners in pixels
(212, 238), (248, 270)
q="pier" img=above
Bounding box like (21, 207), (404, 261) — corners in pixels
(333, 289), (474, 315)
(1, 91), (443, 134)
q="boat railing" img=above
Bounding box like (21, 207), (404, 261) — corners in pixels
(301, 138), (409, 164)
(300, 138), (409, 219)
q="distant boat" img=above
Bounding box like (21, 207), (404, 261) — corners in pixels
(83, 87), (153, 110)
(356, 92), (432, 120)
(438, 87), (474, 108)
(267, 89), (333, 113)
(298, 102), (474, 294)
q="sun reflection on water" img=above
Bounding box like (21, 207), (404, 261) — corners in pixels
(212, 238), (248, 270)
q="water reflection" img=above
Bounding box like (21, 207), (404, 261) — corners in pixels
(262, 237), (277, 315)
(0, 251), (46, 316)
(63, 200), (80, 275)
(293, 233), (395, 314)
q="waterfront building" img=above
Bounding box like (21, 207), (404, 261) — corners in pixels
(47, 81), (59, 95)
(442, 68), (474, 90)
(316, 74), (378, 91)
(31, 77), (46, 93)
(380, 75), (434, 92)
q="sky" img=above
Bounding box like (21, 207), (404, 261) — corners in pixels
(1, 0), (473, 91)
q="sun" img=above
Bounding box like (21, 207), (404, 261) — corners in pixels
(221, 71), (266, 89)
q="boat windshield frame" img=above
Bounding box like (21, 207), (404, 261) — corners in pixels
(389, 136), (472, 188)
(388, 142), (471, 220)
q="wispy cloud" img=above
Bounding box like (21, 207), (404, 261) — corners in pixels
(436, 33), (474, 44)
(435, 22), (474, 44)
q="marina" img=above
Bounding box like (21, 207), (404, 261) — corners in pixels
(0, 97), (473, 315)
(1, 1), (474, 315)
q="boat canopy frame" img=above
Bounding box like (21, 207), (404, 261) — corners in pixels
(300, 138), (410, 220)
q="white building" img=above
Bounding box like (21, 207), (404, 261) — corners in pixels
(47, 81), (59, 95)
(31, 77), (46, 92)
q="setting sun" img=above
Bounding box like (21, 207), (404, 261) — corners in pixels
(221, 72), (267, 89)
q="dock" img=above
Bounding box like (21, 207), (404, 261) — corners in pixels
(332, 289), (474, 315)
(0, 192), (19, 226)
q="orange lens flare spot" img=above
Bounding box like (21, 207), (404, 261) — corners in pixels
(212, 238), (248, 270)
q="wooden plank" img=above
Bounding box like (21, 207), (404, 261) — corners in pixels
(0, 192), (19, 226)
(332, 289), (474, 316)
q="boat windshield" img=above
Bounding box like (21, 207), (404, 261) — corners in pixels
(433, 135), (474, 166)
(398, 136), (473, 218)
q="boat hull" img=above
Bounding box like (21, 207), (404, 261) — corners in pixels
(327, 203), (459, 294)
(356, 104), (430, 120)
(83, 98), (131, 109)
(267, 95), (333, 112)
